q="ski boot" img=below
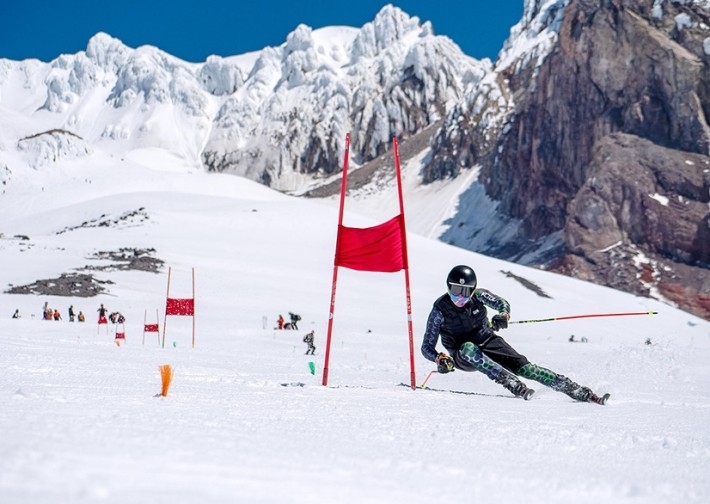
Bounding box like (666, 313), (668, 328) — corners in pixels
(508, 380), (535, 401)
(564, 383), (610, 404)
(520, 385), (535, 401)
(549, 374), (594, 402)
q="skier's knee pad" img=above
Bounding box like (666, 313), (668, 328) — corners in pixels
(453, 342), (480, 371)
(458, 342), (482, 363)
(456, 342), (513, 383)
(457, 342), (494, 371)
(460, 341), (476, 353)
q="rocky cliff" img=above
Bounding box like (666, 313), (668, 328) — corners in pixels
(425, 0), (710, 319)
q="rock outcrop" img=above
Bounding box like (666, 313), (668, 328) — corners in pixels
(425, 0), (710, 319)
(560, 133), (710, 318)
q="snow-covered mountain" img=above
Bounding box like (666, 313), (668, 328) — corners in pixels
(0, 5), (485, 192)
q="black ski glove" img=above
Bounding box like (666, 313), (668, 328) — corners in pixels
(436, 353), (455, 374)
(491, 314), (509, 331)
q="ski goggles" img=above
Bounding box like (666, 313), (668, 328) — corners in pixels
(448, 294), (469, 307)
(448, 284), (475, 298)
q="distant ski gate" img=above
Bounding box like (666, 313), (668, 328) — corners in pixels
(161, 266), (196, 348)
(321, 133), (417, 389)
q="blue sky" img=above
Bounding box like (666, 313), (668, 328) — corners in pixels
(1, 1), (523, 63)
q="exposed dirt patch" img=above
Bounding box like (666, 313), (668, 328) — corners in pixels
(56, 208), (149, 234)
(83, 247), (164, 273)
(6, 273), (112, 297)
(5, 247), (164, 297)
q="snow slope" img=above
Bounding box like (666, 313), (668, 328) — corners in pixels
(1, 147), (709, 503)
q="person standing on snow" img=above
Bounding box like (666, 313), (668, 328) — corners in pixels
(97, 304), (108, 324)
(303, 330), (316, 355)
(421, 265), (608, 404)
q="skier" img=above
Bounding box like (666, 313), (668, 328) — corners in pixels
(288, 312), (301, 330)
(68, 305), (75, 322)
(303, 330), (316, 355)
(421, 265), (608, 404)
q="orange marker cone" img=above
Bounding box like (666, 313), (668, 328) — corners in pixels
(158, 364), (173, 397)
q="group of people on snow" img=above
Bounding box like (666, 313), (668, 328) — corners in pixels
(42, 302), (62, 321)
(97, 304), (125, 325)
(11, 302), (123, 324)
(274, 312), (315, 355)
(37, 302), (85, 322)
(276, 312), (301, 330)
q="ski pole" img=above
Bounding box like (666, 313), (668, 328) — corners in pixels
(510, 310), (658, 325)
(418, 370), (438, 388)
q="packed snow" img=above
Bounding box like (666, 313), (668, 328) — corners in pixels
(1, 145), (709, 504)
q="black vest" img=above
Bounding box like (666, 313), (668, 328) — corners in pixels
(434, 294), (491, 353)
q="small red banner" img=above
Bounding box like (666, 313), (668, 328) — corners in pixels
(166, 298), (194, 316)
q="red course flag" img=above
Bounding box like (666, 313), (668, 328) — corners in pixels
(335, 214), (406, 272)
(165, 298), (194, 316)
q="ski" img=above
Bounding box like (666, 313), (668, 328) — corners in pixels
(403, 382), (610, 404)
(589, 393), (610, 405)
(398, 382), (517, 399)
